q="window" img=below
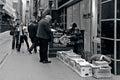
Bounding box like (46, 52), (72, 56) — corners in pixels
(117, 21), (120, 39)
(101, 39), (114, 58)
(117, 0), (120, 18)
(101, 0), (114, 19)
(101, 21), (114, 38)
(117, 41), (120, 59)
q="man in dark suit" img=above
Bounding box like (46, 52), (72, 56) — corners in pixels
(12, 23), (20, 50)
(28, 21), (38, 54)
(36, 15), (53, 63)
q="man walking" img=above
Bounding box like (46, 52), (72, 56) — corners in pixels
(36, 15), (53, 63)
(28, 21), (38, 54)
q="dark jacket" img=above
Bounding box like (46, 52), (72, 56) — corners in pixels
(14, 24), (20, 36)
(36, 19), (52, 40)
(28, 22), (38, 38)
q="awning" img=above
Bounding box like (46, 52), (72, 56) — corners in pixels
(3, 3), (16, 18)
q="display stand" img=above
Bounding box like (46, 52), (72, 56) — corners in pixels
(49, 30), (84, 57)
(49, 31), (73, 57)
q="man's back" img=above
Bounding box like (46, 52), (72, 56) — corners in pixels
(28, 23), (37, 38)
(36, 19), (52, 39)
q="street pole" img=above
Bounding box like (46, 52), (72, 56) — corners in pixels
(49, 0), (53, 48)
(0, 1), (4, 33)
(49, 0), (53, 26)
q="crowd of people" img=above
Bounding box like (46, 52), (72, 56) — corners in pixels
(10, 15), (53, 63)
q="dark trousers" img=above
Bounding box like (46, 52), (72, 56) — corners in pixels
(12, 35), (19, 49)
(17, 35), (29, 51)
(38, 38), (49, 61)
(73, 43), (80, 54)
(29, 37), (37, 52)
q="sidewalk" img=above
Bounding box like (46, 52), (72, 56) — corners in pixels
(0, 31), (12, 66)
(0, 31), (120, 80)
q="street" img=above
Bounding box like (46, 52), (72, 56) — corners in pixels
(0, 31), (120, 80)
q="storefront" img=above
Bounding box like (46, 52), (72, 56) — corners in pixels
(1, 1), (16, 32)
(100, 0), (120, 75)
(66, 0), (93, 54)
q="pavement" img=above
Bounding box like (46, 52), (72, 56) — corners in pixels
(0, 31), (120, 80)
(0, 31), (12, 66)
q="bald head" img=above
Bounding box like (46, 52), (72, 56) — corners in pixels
(45, 15), (52, 22)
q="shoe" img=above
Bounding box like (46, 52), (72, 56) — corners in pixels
(17, 48), (20, 52)
(12, 48), (14, 50)
(39, 60), (43, 62)
(34, 50), (37, 53)
(28, 49), (32, 54)
(42, 60), (51, 63)
(17, 50), (20, 52)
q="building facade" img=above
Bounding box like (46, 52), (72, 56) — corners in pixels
(33, 0), (37, 20)
(33, 0), (57, 21)
(25, 0), (30, 25)
(13, 0), (23, 23)
(29, 0), (34, 21)
(0, 0), (16, 32)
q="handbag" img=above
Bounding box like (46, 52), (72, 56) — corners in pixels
(10, 29), (14, 35)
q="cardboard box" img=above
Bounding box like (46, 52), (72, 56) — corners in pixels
(68, 58), (85, 68)
(93, 61), (109, 66)
(75, 62), (92, 77)
(92, 65), (111, 78)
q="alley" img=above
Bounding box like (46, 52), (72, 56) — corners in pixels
(0, 31), (120, 80)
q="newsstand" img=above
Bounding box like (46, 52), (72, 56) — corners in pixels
(49, 29), (84, 58)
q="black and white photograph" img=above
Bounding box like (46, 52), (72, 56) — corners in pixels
(0, 0), (120, 80)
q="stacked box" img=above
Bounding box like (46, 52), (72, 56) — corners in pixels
(58, 53), (65, 61)
(68, 58), (85, 68)
(57, 51), (66, 61)
(93, 61), (109, 66)
(56, 51), (62, 58)
(92, 65), (111, 78)
(64, 56), (70, 64)
(62, 51), (81, 64)
(75, 61), (92, 77)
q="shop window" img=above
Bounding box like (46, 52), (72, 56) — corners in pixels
(117, 61), (120, 75)
(117, 21), (120, 39)
(117, 0), (120, 18)
(117, 41), (120, 59)
(101, 39), (114, 58)
(101, 0), (114, 19)
(101, 21), (114, 38)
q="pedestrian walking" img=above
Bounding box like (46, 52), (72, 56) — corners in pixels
(36, 15), (53, 63)
(17, 23), (29, 52)
(28, 21), (38, 54)
(12, 23), (20, 50)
